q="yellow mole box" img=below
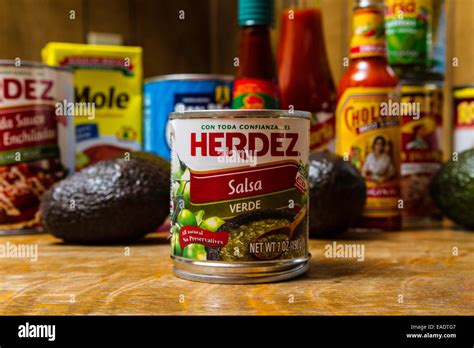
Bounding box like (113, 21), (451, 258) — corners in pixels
(42, 42), (142, 170)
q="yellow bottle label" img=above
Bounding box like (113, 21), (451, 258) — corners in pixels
(336, 87), (401, 218)
(350, 8), (386, 59)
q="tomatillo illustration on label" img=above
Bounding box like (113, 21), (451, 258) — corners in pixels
(169, 110), (310, 284)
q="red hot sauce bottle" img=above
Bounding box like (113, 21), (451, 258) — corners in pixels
(232, 0), (279, 109)
(277, 0), (336, 152)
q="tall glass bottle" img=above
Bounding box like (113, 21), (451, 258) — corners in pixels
(336, 0), (401, 230)
(232, 0), (279, 109)
(277, 0), (336, 152)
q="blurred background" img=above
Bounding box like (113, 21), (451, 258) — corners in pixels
(1, 0), (472, 158)
(0, 0), (471, 84)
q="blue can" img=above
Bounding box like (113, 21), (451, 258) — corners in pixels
(144, 74), (233, 160)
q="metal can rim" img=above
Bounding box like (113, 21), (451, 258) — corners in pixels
(144, 73), (234, 83)
(453, 84), (474, 90)
(0, 59), (72, 72)
(353, 0), (384, 10)
(172, 254), (311, 284)
(400, 82), (444, 90)
(453, 85), (474, 99)
(400, 79), (444, 87)
(169, 109), (311, 120)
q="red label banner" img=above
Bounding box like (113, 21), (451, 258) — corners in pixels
(190, 162), (298, 203)
(310, 114), (335, 150)
(179, 226), (229, 249)
(0, 105), (58, 151)
(367, 184), (400, 198)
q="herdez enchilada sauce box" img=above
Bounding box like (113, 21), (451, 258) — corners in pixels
(42, 43), (142, 169)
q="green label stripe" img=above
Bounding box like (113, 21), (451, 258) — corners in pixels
(0, 144), (59, 165)
(188, 188), (304, 219)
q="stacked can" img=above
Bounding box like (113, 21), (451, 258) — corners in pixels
(143, 74), (233, 161)
(453, 86), (474, 153)
(385, 0), (445, 223)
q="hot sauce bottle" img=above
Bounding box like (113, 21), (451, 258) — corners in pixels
(336, 0), (401, 230)
(277, 0), (336, 152)
(232, 0), (279, 109)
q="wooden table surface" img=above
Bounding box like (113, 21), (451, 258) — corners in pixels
(0, 227), (473, 315)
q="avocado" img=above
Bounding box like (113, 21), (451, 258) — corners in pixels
(431, 149), (474, 230)
(308, 152), (366, 237)
(40, 155), (170, 244)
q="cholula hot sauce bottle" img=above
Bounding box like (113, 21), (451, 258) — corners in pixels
(336, 0), (401, 230)
(232, 0), (279, 109)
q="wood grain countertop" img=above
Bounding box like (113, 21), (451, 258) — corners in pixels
(0, 227), (472, 315)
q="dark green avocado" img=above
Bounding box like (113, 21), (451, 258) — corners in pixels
(431, 149), (474, 230)
(40, 155), (170, 244)
(308, 152), (366, 237)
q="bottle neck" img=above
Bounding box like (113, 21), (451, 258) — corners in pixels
(237, 25), (275, 80)
(349, 7), (387, 60)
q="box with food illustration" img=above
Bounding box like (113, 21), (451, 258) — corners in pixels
(42, 42), (143, 169)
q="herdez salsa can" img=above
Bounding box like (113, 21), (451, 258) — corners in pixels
(169, 110), (310, 283)
(0, 61), (73, 234)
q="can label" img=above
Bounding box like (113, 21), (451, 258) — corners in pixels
(231, 78), (279, 109)
(0, 65), (72, 230)
(170, 117), (309, 262)
(336, 87), (401, 218)
(400, 84), (443, 217)
(453, 87), (474, 153)
(310, 111), (335, 152)
(385, 0), (432, 65)
(350, 8), (386, 59)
